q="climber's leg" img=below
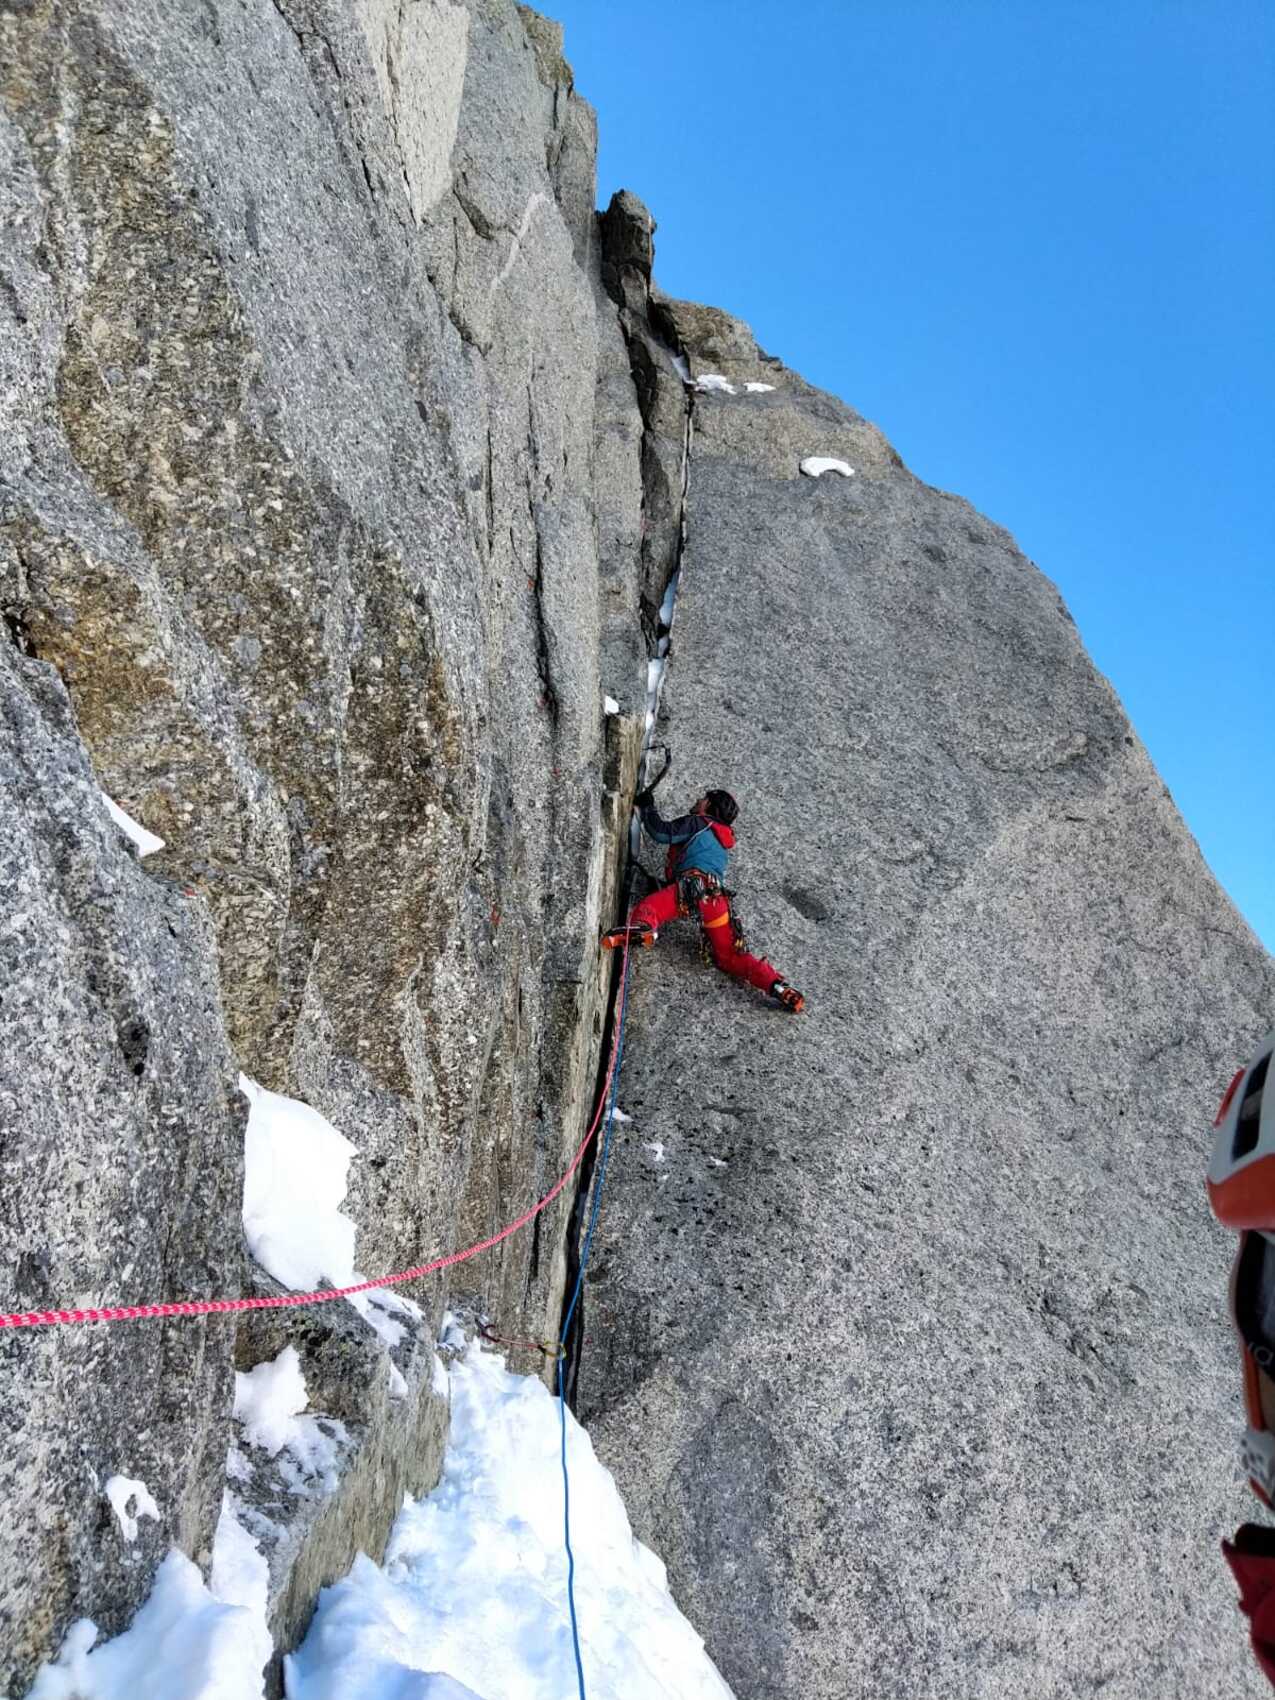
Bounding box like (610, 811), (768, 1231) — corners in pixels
(631, 883), (680, 932)
(698, 894), (784, 993)
(601, 882), (679, 949)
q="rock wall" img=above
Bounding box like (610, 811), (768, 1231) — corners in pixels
(2, 4), (1270, 1697)
(577, 232), (1275, 1697)
(0, 4), (656, 1691)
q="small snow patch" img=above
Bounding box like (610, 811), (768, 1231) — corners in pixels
(612, 1108), (632, 1125)
(644, 1141), (666, 1164)
(438, 1311), (468, 1353)
(645, 655), (668, 737)
(745, 382), (775, 393)
(658, 574), (678, 629)
(800, 457), (854, 479)
(604, 695), (620, 716)
(708, 1156), (728, 1169)
(694, 373), (736, 394)
(232, 1345), (348, 1495)
(233, 1346), (309, 1457)
(209, 1499), (272, 1671)
(102, 795), (165, 858)
(240, 1075), (357, 1291)
(347, 1285), (420, 1354)
(104, 1476), (159, 1544)
(225, 1447), (252, 1485)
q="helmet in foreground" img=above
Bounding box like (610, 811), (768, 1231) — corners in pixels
(1208, 1030), (1275, 1502)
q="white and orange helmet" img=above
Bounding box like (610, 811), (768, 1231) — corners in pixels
(1207, 1031), (1275, 1502)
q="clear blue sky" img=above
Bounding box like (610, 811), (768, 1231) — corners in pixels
(549, 1), (1273, 954)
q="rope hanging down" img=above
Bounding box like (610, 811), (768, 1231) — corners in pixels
(558, 916), (636, 1700)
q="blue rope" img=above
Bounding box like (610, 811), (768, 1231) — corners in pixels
(557, 930), (635, 1700)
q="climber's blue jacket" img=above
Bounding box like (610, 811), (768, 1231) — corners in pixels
(639, 800), (735, 883)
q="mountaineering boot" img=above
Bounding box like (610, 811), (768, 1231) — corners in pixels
(770, 979), (805, 1013)
(601, 924), (656, 952)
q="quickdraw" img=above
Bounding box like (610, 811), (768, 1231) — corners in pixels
(478, 1320), (566, 1361)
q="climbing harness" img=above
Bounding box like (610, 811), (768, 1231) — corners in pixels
(677, 867), (721, 915)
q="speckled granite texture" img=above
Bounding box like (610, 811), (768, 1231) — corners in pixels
(2, 3), (1271, 1694)
(0, 2), (644, 1687)
(576, 313), (1275, 1697)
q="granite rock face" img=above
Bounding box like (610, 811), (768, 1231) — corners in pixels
(0, 3), (647, 1690)
(0, 642), (243, 1685)
(576, 305), (1275, 1695)
(1, 2), (1270, 1695)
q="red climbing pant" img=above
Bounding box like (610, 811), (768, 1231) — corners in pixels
(630, 883), (780, 993)
(1224, 1526), (1275, 1687)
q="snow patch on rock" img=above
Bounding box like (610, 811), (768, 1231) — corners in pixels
(284, 1342), (736, 1700)
(103, 1477), (159, 1545)
(239, 1075), (357, 1291)
(101, 794), (165, 857)
(233, 1346), (348, 1495)
(25, 1501), (272, 1700)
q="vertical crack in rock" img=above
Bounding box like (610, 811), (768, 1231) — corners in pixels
(557, 938), (628, 1409)
(529, 526), (558, 725)
(524, 380), (560, 728)
(596, 190), (698, 648)
(558, 189), (698, 1404)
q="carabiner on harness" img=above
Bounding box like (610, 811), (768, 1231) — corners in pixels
(677, 869), (722, 917)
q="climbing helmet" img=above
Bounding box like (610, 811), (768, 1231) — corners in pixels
(1207, 1030), (1275, 1503)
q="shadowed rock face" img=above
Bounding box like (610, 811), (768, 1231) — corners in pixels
(0, 2), (645, 1688)
(576, 314), (1275, 1693)
(0, 641), (243, 1690)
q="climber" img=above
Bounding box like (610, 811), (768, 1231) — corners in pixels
(1206, 1028), (1275, 1687)
(602, 777), (804, 1013)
